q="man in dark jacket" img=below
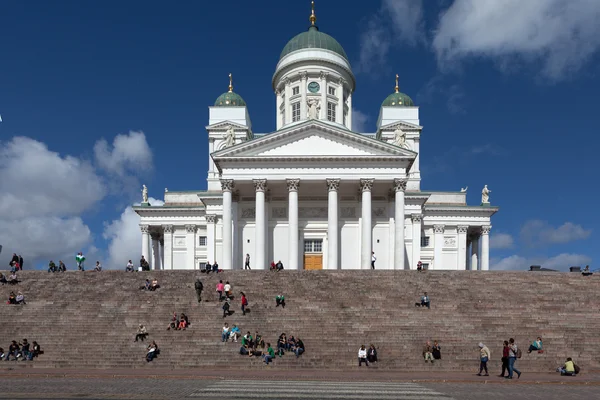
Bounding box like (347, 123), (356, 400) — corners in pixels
(18, 255), (24, 270)
(194, 278), (203, 302)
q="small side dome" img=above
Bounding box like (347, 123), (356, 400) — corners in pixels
(214, 73), (246, 107)
(214, 92), (246, 107)
(382, 74), (415, 107)
(382, 92), (414, 107)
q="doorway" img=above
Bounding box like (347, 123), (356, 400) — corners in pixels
(303, 239), (323, 270)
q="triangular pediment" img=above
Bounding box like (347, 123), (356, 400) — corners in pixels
(213, 120), (416, 159)
(205, 120), (248, 131)
(379, 120), (423, 131)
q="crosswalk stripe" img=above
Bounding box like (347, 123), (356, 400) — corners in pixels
(190, 380), (453, 399)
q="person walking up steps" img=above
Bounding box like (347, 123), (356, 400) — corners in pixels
(194, 278), (203, 303)
(371, 252), (376, 269)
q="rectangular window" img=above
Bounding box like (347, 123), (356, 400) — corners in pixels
(421, 263), (429, 270)
(327, 102), (336, 122)
(198, 262), (206, 271)
(292, 102), (301, 122)
(304, 239), (323, 253)
(421, 236), (430, 247)
(328, 86), (336, 96)
(292, 86), (300, 96)
(198, 236), (207, 246)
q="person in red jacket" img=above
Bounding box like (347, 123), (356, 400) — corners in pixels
(499, 340), (510, 377)
(240, 292), (249, 316)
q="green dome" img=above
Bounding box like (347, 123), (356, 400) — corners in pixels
(280, 26), (348, 61)
(214, 91), (246, 107)
(382, 92), (415, 107)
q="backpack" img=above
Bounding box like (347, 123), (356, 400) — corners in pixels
(516, 348), (522, 359)
(574, 364), (580, 374)
(195, 281), (203, 290)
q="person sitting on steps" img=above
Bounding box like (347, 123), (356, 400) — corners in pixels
(432, 340), (441, 360)
(423, 341), (434, 363)
(415, 292), (431, 309)
(275, 294), (286, 308)
(255, 331), (265, 349)
(212, 261), (219, 273)
(146, 341), (159, 362)
(0, 272), (7, 285)
(135, 325), (148, 342)
(8, 272), (19, 285)
(150, 279), (160, 291)
(557, 357), (579, 376)
(528, 337), (543, 353)
(8, 291), (17, 304)
(126, 260), (134, 272)
(166, 312), (177, 330)
(204, 262), (212, 274)
(358, 345), (368, 366)
(229, 324), (240, 342)
(48, 260), (57, 273)
(15, 291), (25, 305)
(178, 313), (189, 330)
(295, 338), (305, 358)
(263, 343), (275, 365)
(275, 260), (284, 271)
(367, 344), (378, 363)
(222, 323), (230, 342)
(58, 260), (66, 272)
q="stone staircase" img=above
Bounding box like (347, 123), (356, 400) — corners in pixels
(1, 270), (599, 372)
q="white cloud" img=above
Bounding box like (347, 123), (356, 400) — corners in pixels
(351, 109), (370, 132)
(490, 233), (514, 249)
(432, 0), (600, 80)
(358, 0), (425, 73)
(103, 197), (164, 270)
(94, 131), (153, 177)
(520, 220), (592, 247)
(491, 253), (592, 271)
(0, 132), (154, 269)
(0, 137), (105, 219)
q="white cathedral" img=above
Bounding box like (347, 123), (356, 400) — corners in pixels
(135, 5), (498, 271)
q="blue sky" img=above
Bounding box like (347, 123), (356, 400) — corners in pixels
(0, 0), (598, 270)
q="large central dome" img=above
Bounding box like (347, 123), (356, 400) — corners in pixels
(280, 25), (348, 61)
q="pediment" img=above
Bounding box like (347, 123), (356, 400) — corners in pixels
(379, 120), (423, 131)
(205, 120), (248, 131)
(212, 120), (416, 159)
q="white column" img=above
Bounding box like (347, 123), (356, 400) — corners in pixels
(411, 214), (422, 270)
(320, 71), (328, 120)
(284, 78), (291, 125)
(206, 215), (216, 264)
(140, 225), (150, 266)
(163, 225), (173, 270)
(347, 92), (353, 130)
(208, 139), (215, 175)
(159, 239), (164, 270)
(326, 179), (340, 270)
(394, 179), (407, 270)
(185, 225), (197, 269)
(471, 233), (480, 271)
(253, 179), (267, 270)
(300, 72), (307, 121)
(151, 233), (160, 270)
(336, 79), (344, 124)
(276, 90), (283, 129)
(481, 225), (491, 271)
(287, 179), (300, 270)
(220, 179), (234, 270)
(433, 225), (445, 270)
(360, 179), (374, 269)
(457, 226), (468, 271)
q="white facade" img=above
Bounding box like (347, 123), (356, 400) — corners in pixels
(135, 15), (498, 271)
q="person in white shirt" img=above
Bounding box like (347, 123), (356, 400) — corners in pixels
(126, 260), (134, 272)
(358, 344), (369, 366)
(371, 252), (376, 269)
(222, 323), (230, 342)
(224, 281), (232, 299)
(94, 261), (102, 272)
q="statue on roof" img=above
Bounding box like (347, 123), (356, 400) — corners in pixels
(461, 186), (468, 192)
(142, 184), (148, 203)
(223, 126), (235, 148)
(307, 98), (320, 120)
(481, 185), (491, 204)
(392, 127), (407, 148)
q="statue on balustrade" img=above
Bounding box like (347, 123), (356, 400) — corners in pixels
(481, 185), (491, 204)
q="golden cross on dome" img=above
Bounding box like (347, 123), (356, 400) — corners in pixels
(395, 74), (399, 93)
(310, 1), (316, 26)
(228, 73), (233, 93)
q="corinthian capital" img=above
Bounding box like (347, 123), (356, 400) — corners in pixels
(359, 178), (374, 192)
(393, 178), (408, 193)
(481, 225), (492, 235)
(140, 225), (149, 234)
(220, 179), (234, 192)
(253, 179), (268, 192)
(326, 178), (340, 192)
(286, 178), (300, 192)
(433, 224), (445, 234)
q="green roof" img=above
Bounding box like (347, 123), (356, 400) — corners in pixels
(214, 91), (246, 107)
(382, 92), (415, 107)
(280, 26), (348, 61)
